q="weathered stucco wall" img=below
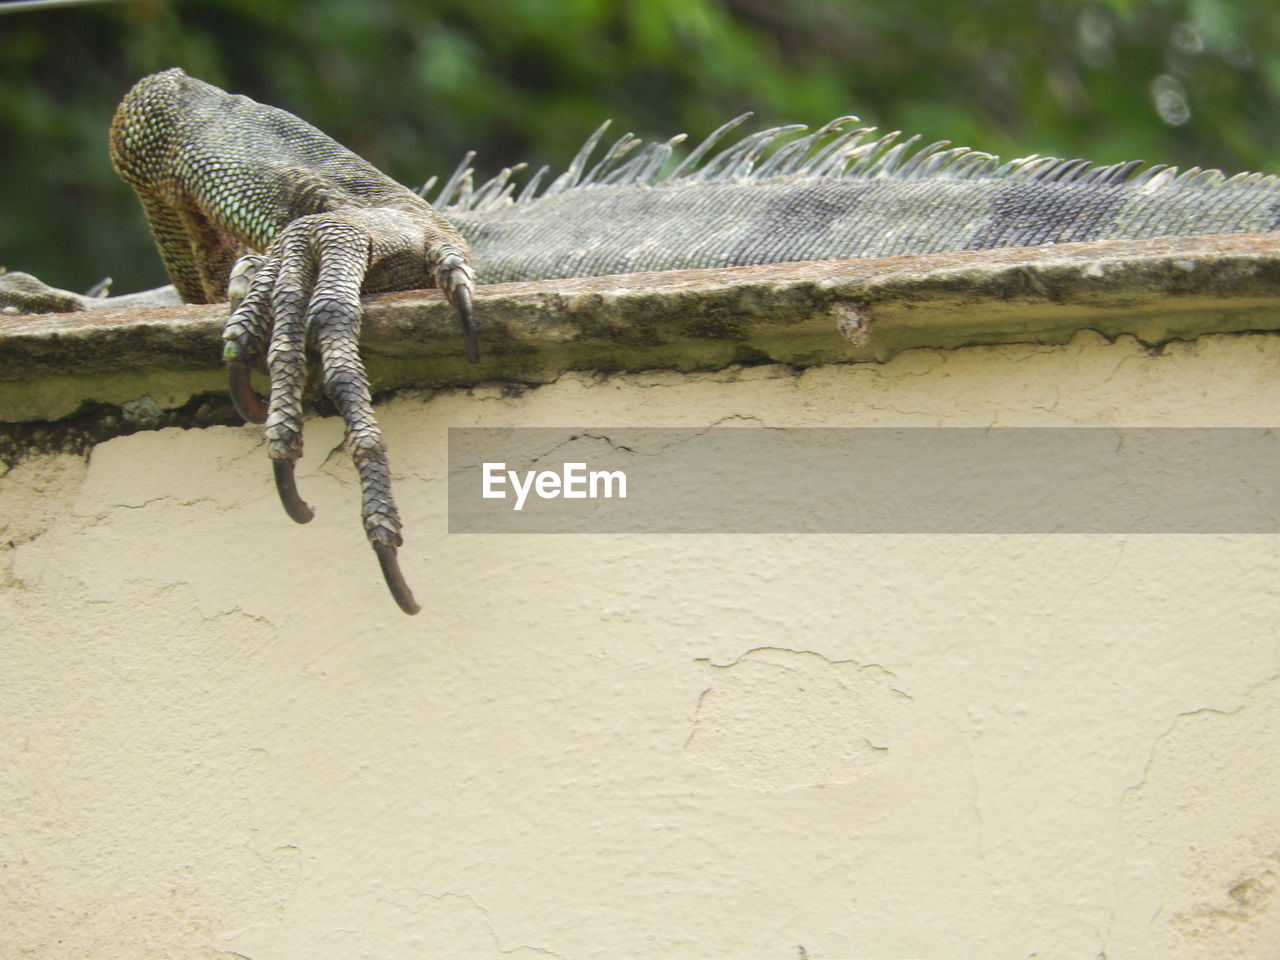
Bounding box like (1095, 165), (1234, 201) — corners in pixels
(3, 320), (1279, 959)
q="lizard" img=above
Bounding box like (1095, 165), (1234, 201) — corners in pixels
(4, 67), (1279, 614)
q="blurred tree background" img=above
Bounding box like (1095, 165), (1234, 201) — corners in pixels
(1, 0), (1278, 295)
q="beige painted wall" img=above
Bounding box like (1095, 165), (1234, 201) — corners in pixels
(3, 329), (1279, 960)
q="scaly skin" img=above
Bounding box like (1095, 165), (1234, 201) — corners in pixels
(108, 68), (478, 615)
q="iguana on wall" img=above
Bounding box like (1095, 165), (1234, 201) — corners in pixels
(5, 68), (1279, 614)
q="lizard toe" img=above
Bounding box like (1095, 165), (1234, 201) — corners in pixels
(272, 459), (315, 524)
(434, 249), (478, 362)
(227, 360), (268, 423)
(374, 542), (420, 615)
(224, 255), (278, 422)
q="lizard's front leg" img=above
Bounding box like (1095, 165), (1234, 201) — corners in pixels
(221, 207), (476, 616)
(109, 68), (477, 614)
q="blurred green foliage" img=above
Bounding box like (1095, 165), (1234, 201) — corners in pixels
(2, 0), (1278, 293)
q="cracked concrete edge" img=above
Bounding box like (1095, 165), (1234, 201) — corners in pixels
(1, 232), (1278, 430)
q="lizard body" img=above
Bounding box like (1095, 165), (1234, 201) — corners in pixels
(446, 131), (1280, 282)
(5, 69), (1278, 613)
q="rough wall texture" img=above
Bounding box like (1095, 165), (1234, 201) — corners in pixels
(3, 330), (1280, 960)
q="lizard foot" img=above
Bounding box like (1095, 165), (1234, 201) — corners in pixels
(0, 270), (95, 314)
(221, 207), (475, 614)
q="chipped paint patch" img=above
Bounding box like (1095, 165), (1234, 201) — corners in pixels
(685, 647), (913, 790)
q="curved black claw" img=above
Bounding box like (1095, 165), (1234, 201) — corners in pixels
(272, 459), (315, 524)
(456, 284), (478, 364)
(227, 360), (269, 424)
(373, 541), (420, 615)
(437, 251), (478, 363)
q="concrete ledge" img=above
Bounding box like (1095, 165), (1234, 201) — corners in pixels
(2, 232), (1278, 427)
